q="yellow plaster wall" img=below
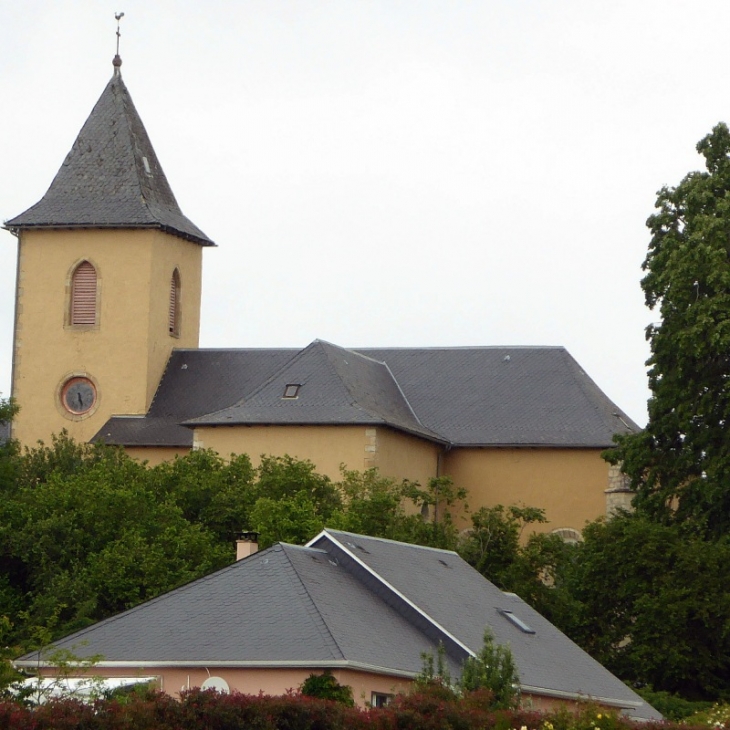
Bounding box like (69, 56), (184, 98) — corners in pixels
(124, 446), (193, 466)
(11, 228), (202, 448)
(364, 427), (440, 485)
(443, 447), (609, 534)
(194, 425), (372, 478)
(193, 425), (442, 485)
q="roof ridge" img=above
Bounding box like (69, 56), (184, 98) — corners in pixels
(316, 531), (474, 658)
(558, 350), (639, 434)
(379, 359), (430, 431)
(318, 343), (442, 440)
(144, 349), (177, 415)
(318, 341), (386, 414)
(356, 345), (567, 352)
(238, 341), (324, 403)
(314, 529), (459, 556)
(15, 545), (268, 658)
(182, 343), (318, 424)
(279, 544), (346, 660)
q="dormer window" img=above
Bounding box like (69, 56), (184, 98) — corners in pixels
(69, 261), (98, 326)
(169, 269), (181, 337)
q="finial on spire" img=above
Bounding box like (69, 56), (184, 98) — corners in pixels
(113, 12), (125, 72)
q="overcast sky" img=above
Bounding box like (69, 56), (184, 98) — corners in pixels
(2, 1), (729, 427)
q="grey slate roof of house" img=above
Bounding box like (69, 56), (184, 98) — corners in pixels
(4, 70), (214, 247)
(94, 342), (638, 449)
(15, 529), (659, 720)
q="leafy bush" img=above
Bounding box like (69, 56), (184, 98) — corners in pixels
(683, 702), (730, 729)
(300, 671), (355, 706)
(460, 629), (519, 709)
(0, 690), (687, 730)
(634, 688), (711, 722)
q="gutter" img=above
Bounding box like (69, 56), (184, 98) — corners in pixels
(519, 684), (641, 710)
(14, 658), (420, 680)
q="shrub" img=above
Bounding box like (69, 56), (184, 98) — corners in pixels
(299, 672), (355, 706)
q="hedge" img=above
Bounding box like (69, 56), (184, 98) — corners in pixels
(0, 688), (705, 730)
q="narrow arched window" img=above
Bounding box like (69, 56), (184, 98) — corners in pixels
(169, 269), (181, 336)
(70, 261), (98, 326)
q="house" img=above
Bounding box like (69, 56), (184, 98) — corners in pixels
(14, 529), (660, 719)
(3, 54), (638, 535)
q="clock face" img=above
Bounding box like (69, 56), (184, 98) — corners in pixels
(61, 377), (97, 415)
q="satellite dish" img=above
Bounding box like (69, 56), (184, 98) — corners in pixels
(201, 676), (230, 694)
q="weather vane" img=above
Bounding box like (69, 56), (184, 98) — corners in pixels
(113, 12), (125, 72)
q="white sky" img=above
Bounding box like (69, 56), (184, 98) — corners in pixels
(2, 1), (729, 427)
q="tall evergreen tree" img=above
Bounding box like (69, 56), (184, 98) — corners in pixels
(609, 123), (730, 537)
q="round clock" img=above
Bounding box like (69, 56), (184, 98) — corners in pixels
(61, 377), (97, 415)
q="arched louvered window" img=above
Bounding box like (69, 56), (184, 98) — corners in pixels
(70, 261), (98, 326)
(551, 527), (583, 544)
(169, 269), (181, 336)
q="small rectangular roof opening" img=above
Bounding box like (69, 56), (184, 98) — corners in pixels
(499, 609), (535, 634)
(283, 384), (301, 399)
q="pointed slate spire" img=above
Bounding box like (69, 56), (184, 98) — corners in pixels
(6, 70), (214, 246)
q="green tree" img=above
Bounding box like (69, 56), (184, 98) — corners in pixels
(149, 449), (257, 544)
(608, 122), (730, 537)
(250, 491), (324, 548)
(332, 469), (467, 550)
(0, 397), (16, 424)
(299, 671), (354, 706)
(565, 513), (730, 700)
(458, 505), (547, 580)
(460, 628), (519, 709)
(330, 468), (415, 538)
(0, 441), (229, 644)
(458, 505), (577, 627)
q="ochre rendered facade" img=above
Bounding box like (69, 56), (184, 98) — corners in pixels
(11, 228), (202, 447)
(192, 424), (439, 486)
(442, 447), (609, 535)
(191, 424), (606, 535)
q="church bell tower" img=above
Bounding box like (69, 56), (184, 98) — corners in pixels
(5, 53), (215, 448)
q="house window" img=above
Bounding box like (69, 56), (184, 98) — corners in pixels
(169, 269), (181, 336)
(371, 692), (393, 708)
(283, 383), (301, 399)
(69, 261), (98, 326)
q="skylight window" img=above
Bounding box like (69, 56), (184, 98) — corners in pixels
(499, 609), (535, 634)
(283, 384), (301, 399)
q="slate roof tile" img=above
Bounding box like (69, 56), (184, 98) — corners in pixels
(95, 344), (637, 448)
(5, 71), (214, 247)
(94, 349), (295, 447)
(185, 341), (443, 442)
(16, 530), (659, 720)
(311, 530), (659, 719)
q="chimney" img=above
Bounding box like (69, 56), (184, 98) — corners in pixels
(236, 531), (259, 560)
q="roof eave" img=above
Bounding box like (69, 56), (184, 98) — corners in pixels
(519, 684), (642, 711)
(450, 441), (617, 449)
(13, 658), (420, 679)
(3, 221), (216, 247)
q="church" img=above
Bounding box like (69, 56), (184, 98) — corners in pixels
(4, 55), (638, 537)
